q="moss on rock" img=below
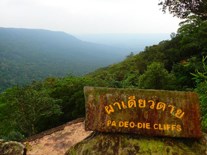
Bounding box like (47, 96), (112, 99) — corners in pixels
(0, 140), (26, 155)
(66, 132), (207, 155)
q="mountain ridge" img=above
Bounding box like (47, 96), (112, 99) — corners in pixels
(0, 27), (126, 91)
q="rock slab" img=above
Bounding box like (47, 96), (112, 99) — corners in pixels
(66, 132), (207, 155)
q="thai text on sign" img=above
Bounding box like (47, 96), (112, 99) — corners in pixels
(84, 86), (202, 138)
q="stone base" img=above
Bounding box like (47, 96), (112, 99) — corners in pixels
(66, 132), (207, 155)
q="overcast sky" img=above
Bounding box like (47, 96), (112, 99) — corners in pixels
(0, 0), (181, 35)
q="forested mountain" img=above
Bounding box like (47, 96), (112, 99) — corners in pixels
(0, 15), (207, 141)
(0, 28), (126, 91)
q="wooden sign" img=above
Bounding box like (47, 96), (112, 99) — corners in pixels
(84, 86), (202, 138)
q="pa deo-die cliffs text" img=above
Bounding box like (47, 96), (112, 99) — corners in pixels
(0, 27), (126, 91)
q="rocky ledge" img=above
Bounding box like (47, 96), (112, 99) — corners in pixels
(66, 132), (207, 155)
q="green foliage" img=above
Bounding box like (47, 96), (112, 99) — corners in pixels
(177, 16), (207, 56)
(50, 76), (97, 122)
(192, 56), (207, 83)
(159, 0), (207, 20)
(196, 81), (207, 131)
(172, 57), (202, 90)
(3, 131), (25, 141)
(192, 57), (207, 131)
(0, 76), (99, 140)
(0, 85), (62, 137)
(138, 62), (176, 90)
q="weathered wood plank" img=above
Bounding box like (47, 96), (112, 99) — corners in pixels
(84, 86), (202, 138)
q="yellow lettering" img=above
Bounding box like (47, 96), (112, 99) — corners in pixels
(111, 121), (116, 127)
(119, 121), (124, 127)
(159, 124), (164, 130)
(121, 101), (128, 109)
(118, 121), (138, 128)
(171, 124), (176, 131)
(153, 123), (182, 132)
(138, 99), (146, 108)
(137, 123), (143, 128)
(105, 105), (114, 114)
(105, 97), (185, 121)
(175, 109), (185, 119)
(107, 120), (111, 126)
(146, 123), (151, 129)
(154, 124), (158, 130)
(137, 122), (151, 129)
(166, 124), (171, 130)
(176, 125), (182, 132)
(124, 121), (129, 128)
(129, 122), (135, 128)
(168, 105), (175, 114)
(156, 102), (166, 111)
(113, 102), (122, 110)
(148, 100), (155, 109)
(128, 96), (136, 108)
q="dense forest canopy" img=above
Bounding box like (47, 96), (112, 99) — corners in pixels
(0, 1), (207, 140)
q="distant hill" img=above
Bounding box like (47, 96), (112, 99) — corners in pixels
(0, 28), (126, 91)
(77, 33), (171, 53)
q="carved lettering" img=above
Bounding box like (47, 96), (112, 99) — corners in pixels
(107, 120), (182, 132)
(148, 100), (155, 109)
(175, 109), (185, 119)
(128, 96), (136, 108)
(121, 101), (128, 109)
(138, 99), (146, 108)
(105, 97), (185, 119)
(105, 105), (114, 114)
(156, 102), (166, 111)
(113, 102), (121, 110)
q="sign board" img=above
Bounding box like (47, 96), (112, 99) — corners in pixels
(84, 86), (202, 138)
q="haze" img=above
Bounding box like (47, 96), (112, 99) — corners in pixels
(0, 0), (181, 35)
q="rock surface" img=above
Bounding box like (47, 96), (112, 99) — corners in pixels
(0, 140), (26, 155)
(3, 117), (206, 155)
(66, 132), (207, 155)
(24, 118), (92, 155)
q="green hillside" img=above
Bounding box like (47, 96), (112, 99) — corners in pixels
(0, 28), (126, 91)
(88, 16), (207, 89)
(0, 15), (206, 141)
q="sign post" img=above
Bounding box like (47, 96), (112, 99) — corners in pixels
(84, 86), (202, 138)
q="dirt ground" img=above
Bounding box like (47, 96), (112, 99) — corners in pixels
(24, 118), (92, 155)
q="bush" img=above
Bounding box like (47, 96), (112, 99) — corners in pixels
(192, 57), (207, 131)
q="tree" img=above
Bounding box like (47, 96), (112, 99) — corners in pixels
(126, 52), (134, 58)
(121, 71), (140, 88)
(192, 56), (207, 131)
(138, 62), (176, 90)
(159, 0), (207, 20)
(177, 16), (207, 57)
(50, 76), (97, 122)
(1, 86), (62, 137)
